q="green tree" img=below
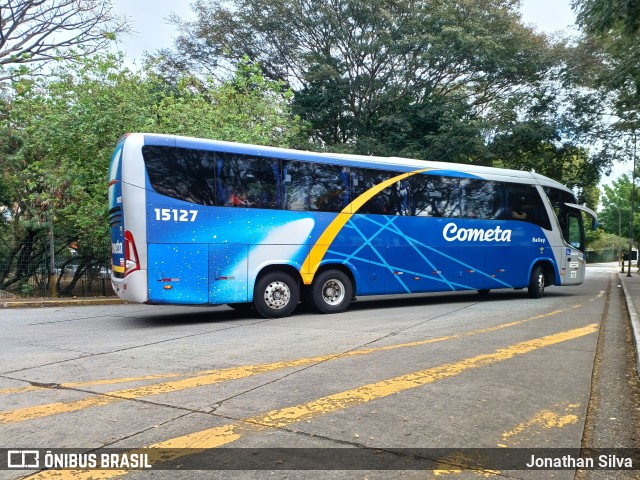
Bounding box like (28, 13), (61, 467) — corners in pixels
(575, 0), (640, 37)
(573, 0), (640, 167)
(162, 0), (611, 198)
(0, 53), (301, 294)
(599, 174), (640, 241)
(168, 0), (550, 158)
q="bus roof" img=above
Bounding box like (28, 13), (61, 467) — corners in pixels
(132, 133), (574, 194)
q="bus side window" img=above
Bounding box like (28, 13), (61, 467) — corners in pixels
(143, 146), (218, 205)
(350, 169), (411, 216)
(351, 169), (390, 214)
(461, 179), (500, 219)
(284, 161), (347, 212)
(436, 177), (461, 217)
(411, 175), (460, 217)
(217, 153), (281, 209)
(503, 183), (552, 230)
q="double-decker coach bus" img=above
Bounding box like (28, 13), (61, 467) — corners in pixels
(108, 133), (596, 318)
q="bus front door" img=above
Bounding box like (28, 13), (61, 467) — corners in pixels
(561, 211), (587, 286)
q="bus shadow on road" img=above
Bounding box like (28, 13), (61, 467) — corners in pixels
(126, 306), (256, 327)
(345, 289), (566, 313)
(127, 289), (569, 326)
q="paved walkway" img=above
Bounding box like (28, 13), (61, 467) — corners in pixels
(1, 296), (125, 308)
(618, 268), (640, 375)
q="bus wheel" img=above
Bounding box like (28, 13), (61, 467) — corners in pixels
(253, 272), (299, 318)
(311, 270), (353, 314)
(527, 265), (545, 298)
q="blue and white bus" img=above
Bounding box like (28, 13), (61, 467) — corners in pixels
(108, 133), (596, 318)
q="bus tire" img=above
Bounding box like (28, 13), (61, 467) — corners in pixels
(527, 265), (545, 298)
(253, 272), (299, 318)
(310, 269), (353, 314)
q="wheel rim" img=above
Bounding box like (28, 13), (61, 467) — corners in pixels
(263, 281), (291, 310)
(536, 272), (544, 293)
(321, 278), (345, 306)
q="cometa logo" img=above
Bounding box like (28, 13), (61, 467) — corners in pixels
(442, 222), (512, 242)
(111, 241), (124, 254)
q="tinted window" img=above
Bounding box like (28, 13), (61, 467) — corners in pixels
(217, 153), (280, 209)
(143, 146), (217, 205)
(411, 175), (461, 217)
(544, 187), (578, 240)
(567, 213), (584, 250)
(503, 183), (551, 229)
(350, 169), (411, 215)
(460, 179), (501, 219)
(284, 161), (349, 212)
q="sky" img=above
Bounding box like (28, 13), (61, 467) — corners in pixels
(109, 0), (625, 189)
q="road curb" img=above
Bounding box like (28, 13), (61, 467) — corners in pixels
(1, 297), (127, 308)
(618, 272), (640, 377)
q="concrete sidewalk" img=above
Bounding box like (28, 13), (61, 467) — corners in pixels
(618, 269), (640, 376)
(1, 296), (125, 308)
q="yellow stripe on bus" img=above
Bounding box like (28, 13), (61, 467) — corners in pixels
(300, 168), (430, 284)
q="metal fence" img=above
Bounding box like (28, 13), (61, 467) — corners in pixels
(586, 249), (620, 264)
(0, 238), (114, 299)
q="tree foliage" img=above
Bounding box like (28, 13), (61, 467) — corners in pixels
(575, 0), (640, 36)
(0, 53), (301, 293)
(599, 174), (640, 241)
(163, 0), (608, 205)
(169, 0), (545, 152)
(573, 0), (640, 145)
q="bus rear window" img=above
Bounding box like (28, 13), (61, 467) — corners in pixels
(143, 146), (218, 205)
(143, 146), (281, 208)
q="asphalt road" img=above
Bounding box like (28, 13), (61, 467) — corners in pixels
(0, 263), (638, 479)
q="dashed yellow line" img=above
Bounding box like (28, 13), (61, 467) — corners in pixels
(24, 323), (598, 479)
(0, 308), (574, 424)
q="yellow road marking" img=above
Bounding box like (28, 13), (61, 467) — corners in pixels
(0, 308), (573, 424)
(3, 304), (588, 398)
(433, 451), (500, 477)
(498, 402), (581, 447)
(0, 385), (43, 395)
(24, 323), (598, 479)
(0, 373), (189, 396)
(434, 402), (583, 476)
